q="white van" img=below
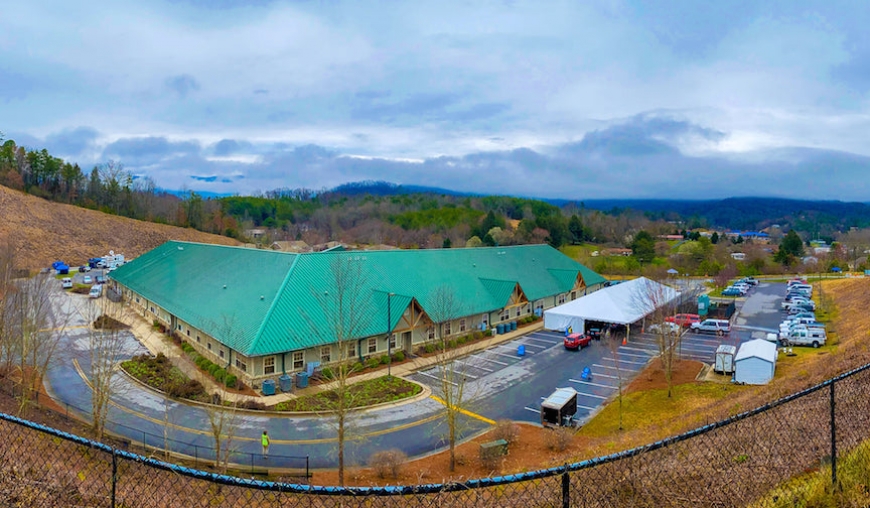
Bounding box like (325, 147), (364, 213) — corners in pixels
(61, 277), (73, 289)
(89, 285), (103, 299)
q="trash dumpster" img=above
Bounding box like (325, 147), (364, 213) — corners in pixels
(296, 371), (309, 389)
(261, 379), (276, 396)
(497, 323), (505, 334)
(278, 374), (292, 392)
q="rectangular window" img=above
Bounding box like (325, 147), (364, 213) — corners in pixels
(207, 342), (212, 351)
(368, 338), (377, 354)
(219, 349), (225, 359)
(445, 321), (452, 336)
(264, 356), (276, 375)
(516, 306), (522, 317)
(186, 329), (190, 336)
(389, 334), (397, 349)
(558, 294), (566, 304)
(177, 324), (182, 330)
(196, 335), (201, 343)
(427, 325), (435, 340)
(501, 309), (510, 321)
(321, 346), (331, 364)
(459, 319), (466, 332)
(135, 297), (140, 303)
(292, 351), (304, 370)
(235, 357), (247, 372)
(346, 343), (355, 359)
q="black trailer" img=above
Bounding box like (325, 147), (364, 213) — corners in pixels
(541, 387), (578, 428)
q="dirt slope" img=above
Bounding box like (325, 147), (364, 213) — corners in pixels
(0, 186), (240, 271)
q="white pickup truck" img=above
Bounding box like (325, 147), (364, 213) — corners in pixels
(780, 326), (826, 348)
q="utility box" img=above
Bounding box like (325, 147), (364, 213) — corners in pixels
(261, 379), (276, 396)
(698, 294), (710, 317)
(714, 345), (737, 374)
(541, 387), (578, 428)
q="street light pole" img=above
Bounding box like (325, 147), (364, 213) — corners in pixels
(387, 292), (395, 377)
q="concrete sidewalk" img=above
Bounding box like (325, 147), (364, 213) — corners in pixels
(110, 298), (543, 405)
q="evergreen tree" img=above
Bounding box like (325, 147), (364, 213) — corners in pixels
(631, 230), (656, 264)
(711, 232), (719, 244)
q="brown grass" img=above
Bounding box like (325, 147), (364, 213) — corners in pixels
(0, 185), (239, 271)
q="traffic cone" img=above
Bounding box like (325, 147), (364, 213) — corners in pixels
(622, 336), (627, 346)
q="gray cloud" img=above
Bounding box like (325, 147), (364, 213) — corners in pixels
(190, 175), (218, 182)
(44, 126), (99, 157)
(103, 136), (201, 165)
(212, 138), (252, 156)
(165, 74), (201, 98)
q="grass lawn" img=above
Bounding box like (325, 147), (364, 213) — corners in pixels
(579, 381), (743, 443)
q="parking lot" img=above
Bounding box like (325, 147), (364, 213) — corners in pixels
(407, 281), (789, 427)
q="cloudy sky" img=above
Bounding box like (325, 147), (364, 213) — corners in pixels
(3, 0), (870, 200)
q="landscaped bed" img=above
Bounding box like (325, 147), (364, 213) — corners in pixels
(121, 353), (210, 402)
(272, 376), (422, 412)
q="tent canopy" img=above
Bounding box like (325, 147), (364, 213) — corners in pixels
(544, 277), (680, 332)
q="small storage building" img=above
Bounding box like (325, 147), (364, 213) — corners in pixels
(734, 339), (777, 385)
(714, 345), (737, 374)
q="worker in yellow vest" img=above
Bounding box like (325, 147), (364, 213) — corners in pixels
(262, 430), (270, 459)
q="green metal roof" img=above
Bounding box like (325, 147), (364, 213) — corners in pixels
(111, 242), (606, 357)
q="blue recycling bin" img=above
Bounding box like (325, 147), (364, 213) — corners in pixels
(278, 374), (292, 392)
(510, 321), (517, 331)
(261, 379), (276, 396)
(296, 371), (309, 389)
(497, 323), (505, 334)
(517, 345), (525, 356)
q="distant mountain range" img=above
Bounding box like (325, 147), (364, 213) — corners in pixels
(325, 181), (870, 231)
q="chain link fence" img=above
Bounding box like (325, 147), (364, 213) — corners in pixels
(2, 363), (870, 507)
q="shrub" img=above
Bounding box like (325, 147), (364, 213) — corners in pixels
(352, 362), (364, 373)
(366, 357), (380, 370)
(392, 351), (405, 362)
(152, 319), (160, 329)
(544, 426), (574, 452)
(274, 402), (290, 411)
(379, 354), (390, 365)
(424, 344), (436, 354)
(214, 368), (226, 383)
(238, 400), (266, 411)
(320, 367), (334, 380)
(181, 342), (194, 353)
(369, 449), (407, 479)
(492, 419), (520, 445)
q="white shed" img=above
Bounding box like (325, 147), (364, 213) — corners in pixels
(734, 339), (777, 385)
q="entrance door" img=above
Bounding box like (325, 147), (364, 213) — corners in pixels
(402, 331), (412, 354)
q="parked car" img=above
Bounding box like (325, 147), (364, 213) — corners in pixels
(95, 275), (107, 284)
(648, 322), (682, 335)
(788, 303), (816, 314)
(790, 311), (817, 321)
(722, 287), (743, 296)
(690, 319), (732, 336)
(89, 285), (103, 299)
(666, 313), (701, 328)
(780, 326), (827, 348)
(83, 275), (92, 284)
(61, 277), (73, 289)
(564, 333), (592, 350)
(732, 282), (751, 292)
(741, 277), (758, 286)
(79, 265), (91, 273)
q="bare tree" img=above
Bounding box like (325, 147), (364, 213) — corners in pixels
(605, 329), (627, 431)
(205, 397), (240, 473)
(631, 278), (680, 398)
(78, 296), (135, 439)
(6, 273), (67, 414)
(427, 285), (475, 472)
(300, 256), (375, 486)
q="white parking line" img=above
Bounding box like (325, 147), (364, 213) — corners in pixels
(456, 359), (493, 373)
(488, 349), (527, 360)
(577, 392), (607, 400)
(578, 404), (597, 410)
(569, 379), (616, 389)
(415, 370), (459, 386)
(469, 354), (509, 367)
(601, 357), (649, 366)
(620, 346), (657, 354)
(593, 363), (641, 372)
(523, 337), (558, 346)
(524, 406), (541, 414)
(615, 351), (653, 359)
(589, 372), (620, 379)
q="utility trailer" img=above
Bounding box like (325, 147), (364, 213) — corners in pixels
(541, 387), (578, 428)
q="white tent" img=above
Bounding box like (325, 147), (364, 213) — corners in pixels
(734, 339), (777, 385)
(543, 277), (680, 333)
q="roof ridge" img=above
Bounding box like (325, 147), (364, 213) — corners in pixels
(247, 253), (302, 354)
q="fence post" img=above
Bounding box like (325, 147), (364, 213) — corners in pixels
(830, 381), (837, 489)
(111, 449), (118, 508)
(306, 456), (310, 482)
(561, 464), (570, 508)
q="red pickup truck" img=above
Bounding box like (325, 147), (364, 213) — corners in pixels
(564, 333), (592, 350)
